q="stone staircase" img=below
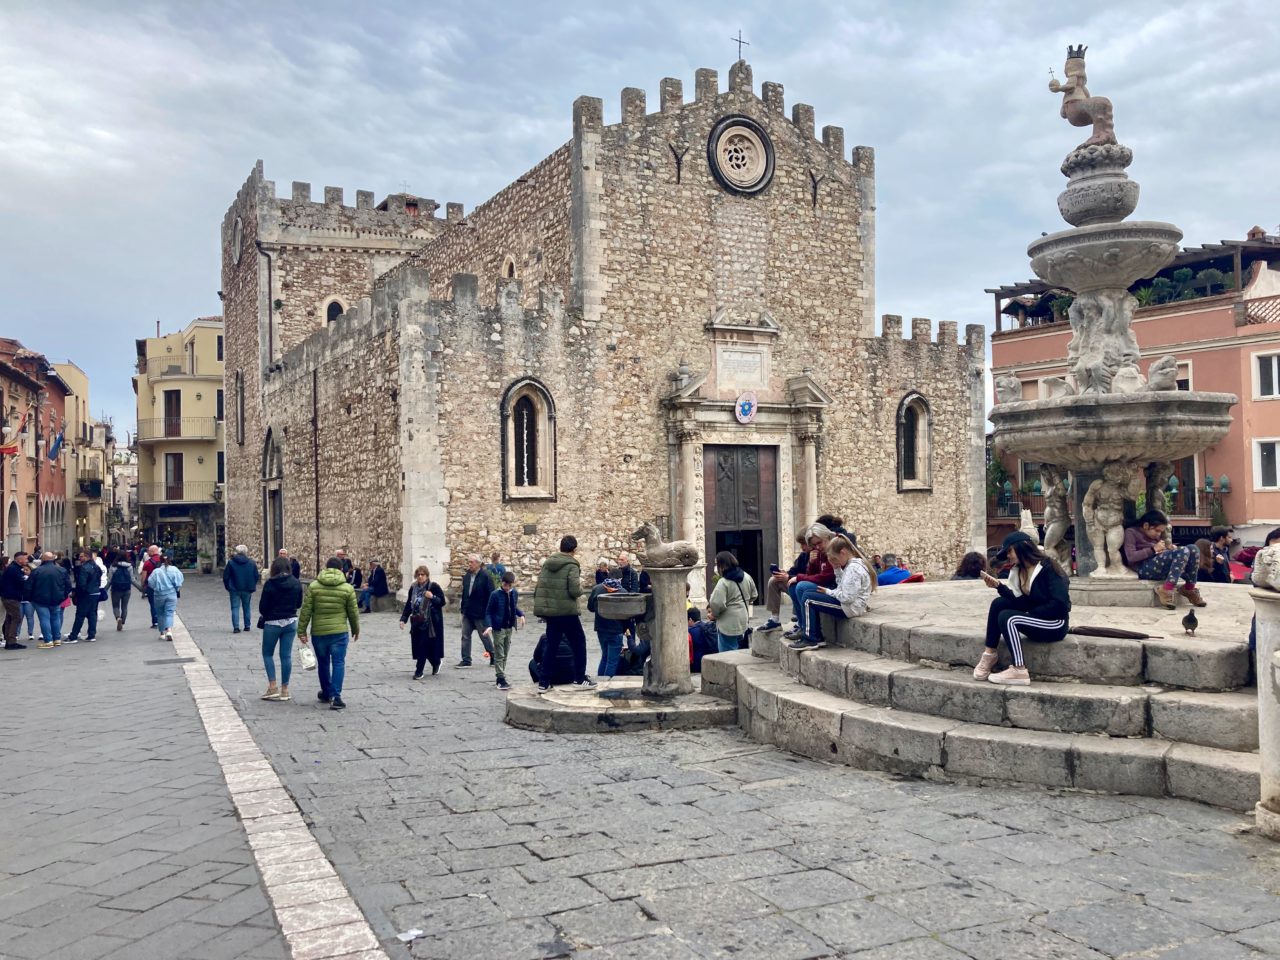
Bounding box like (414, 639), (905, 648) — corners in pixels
(701, 581), (1260, 811)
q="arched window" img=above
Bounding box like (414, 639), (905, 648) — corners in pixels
(501, 379), (555, 501)
(501, 256), (517, 279)
(325, 299), (345, 323)
(896, 394), (932, 492)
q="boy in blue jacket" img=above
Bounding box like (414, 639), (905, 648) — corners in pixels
(482, 572), (524, 690)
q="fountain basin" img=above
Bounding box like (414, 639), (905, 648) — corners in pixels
(991, 391), (1237, 471)
(1028, 220), (1183, 293)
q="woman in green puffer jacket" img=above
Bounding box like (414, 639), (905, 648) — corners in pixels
(298, 558), (360, 710)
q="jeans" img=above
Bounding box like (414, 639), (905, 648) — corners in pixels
(460, 615), (492, 663)
(154, 595), (177, 634)
(1136, 546), (1198, 586)
(358, 587), (371, 610)
(262, 622), (297, 685)
(716, 630), (742, 654)
(229, 591), (253, 630)
(147, 590), (158, 627)
(597, 630), (624, 676)
(35, 604), (64, 642)
(491, 627), (513, 680)
(788, 581), (822, 633)
(312, 632), (349, 698)
(110, 589), (130, 623)
(20, 601), (35, 636)
(68, 598), (100, 640)
(540, 614), (587, 685)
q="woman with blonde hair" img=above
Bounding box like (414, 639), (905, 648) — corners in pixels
(789, 535), (874, 651)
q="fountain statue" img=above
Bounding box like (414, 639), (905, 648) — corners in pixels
(990, 46), (1236, 583)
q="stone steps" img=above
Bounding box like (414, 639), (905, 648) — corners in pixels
(701, 649), (1261, 812)
(831, 610), (1250, 692)
(756, 630), (1258, 752)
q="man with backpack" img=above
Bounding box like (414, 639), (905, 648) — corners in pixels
(109, 555), (134, 630)
(532, 535), (594, 692)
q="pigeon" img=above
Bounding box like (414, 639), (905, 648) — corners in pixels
(1182, 608), (1198, 636)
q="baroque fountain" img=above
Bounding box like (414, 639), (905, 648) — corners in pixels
(990, 46), (1236, 592)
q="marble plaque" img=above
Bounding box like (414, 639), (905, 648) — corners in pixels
(716, 344), (769, 389)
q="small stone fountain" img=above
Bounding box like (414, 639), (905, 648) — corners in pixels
(990, 46), (1236, 589)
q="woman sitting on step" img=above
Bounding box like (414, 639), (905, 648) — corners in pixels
(1122, 509), (1206, 610)
(788, 535), (874, 651)
(974, 531), (1071, 686)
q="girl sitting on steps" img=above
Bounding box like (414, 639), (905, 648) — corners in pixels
(975, 531), (1071, 686)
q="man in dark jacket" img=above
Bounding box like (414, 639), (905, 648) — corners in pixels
(1, 551), (28, 649)
(66, 550), (102, 643)
(457, 554), (494, 667)
(222, 544), (260, 633)
(278, 548), (302, 581)
(30, 553), (71, 647)
(532, 535), (592, 691)
(1208, 526), (1234, 583)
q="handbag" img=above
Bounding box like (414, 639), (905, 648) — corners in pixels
(733, 581), (754, 651)
(298, 643), (317, 670)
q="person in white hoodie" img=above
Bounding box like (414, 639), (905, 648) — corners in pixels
(789, 535), (874, 650)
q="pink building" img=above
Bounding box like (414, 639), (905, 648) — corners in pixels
(989, 227), (1280, 545)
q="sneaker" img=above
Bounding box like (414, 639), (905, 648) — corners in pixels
(571, 677), (598, 690)
(52, 639), (62, 646)
(537, 682), (552, 693)
(789, 638), (825, 651)
(27, 635), (35, 642)
(973, 650), (999, 681)
(164, 631), (173, 642)
(37, 641), (55, 649)
(431, 665), (440, 676)
(497, 678), (512, 691)
(63, 637), (79, 644)
(988, 665), (1031, 686)
(232, 628), (241, 635)
(330, 696), (346, 711)
(6, 642), (26, 650)
(413, 673), (424, 681)
(116, 618), (123, 632)
(782, 628), (804, 641)
(762, 618), (782, 631)
(455, 660), (472, 668)
(86, 637), (96, 643)
(1179, 585), (1207, 608)
(1154, 584), (1177, 610)
(317, 691), (332, 703)
(277, 691), (291, 702)
(261, 690), (281, 701)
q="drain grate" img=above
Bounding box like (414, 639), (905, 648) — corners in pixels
(143, 657), (197, 665)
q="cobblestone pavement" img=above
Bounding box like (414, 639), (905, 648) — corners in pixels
(190, 579), (1280, 957)
(0, 598), (289, 960)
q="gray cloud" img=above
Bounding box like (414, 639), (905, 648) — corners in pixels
(1, 0), (1276, 432)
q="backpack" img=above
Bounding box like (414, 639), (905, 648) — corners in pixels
(111, 565), (133, 591)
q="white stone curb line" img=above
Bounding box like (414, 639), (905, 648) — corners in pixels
(169, 616), (390, 960)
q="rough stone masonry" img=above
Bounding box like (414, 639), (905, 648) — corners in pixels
(220, 59), (986, 598)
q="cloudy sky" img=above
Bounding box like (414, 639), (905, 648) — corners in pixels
(2, 0), (1277, 433)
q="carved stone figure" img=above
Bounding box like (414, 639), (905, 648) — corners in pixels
(1065, 289), (1142, 395)
(994, 374), (1024, 405)
(1081, 462), (1142, 577)
(1042, 377), (1076, 399)
(1143, 355), (1180, 392)
(1041, 465), (1071, 567)
(1048, 45), (1116, 148)
(631, 522), (700, 568)
(1254, 544), (1280, 591)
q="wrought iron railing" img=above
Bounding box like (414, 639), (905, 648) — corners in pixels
(136, 418), (217, 441)
(137, 481), (218, 504)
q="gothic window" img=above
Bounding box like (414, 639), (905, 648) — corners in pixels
(234, 371), (245, 445)
(896, 394), (932, 492)
(502, 256), (517, 279)
(325, 299), (345, 323)
(501, 379), (555, 501)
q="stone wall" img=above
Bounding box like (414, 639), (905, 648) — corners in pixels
(414, 145), (574, 308)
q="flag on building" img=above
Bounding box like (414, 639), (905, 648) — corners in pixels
(0, 405), (31, 457)
(47, 427), (64, 461)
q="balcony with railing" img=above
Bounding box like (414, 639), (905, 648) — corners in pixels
(77, 468), (104, 499)
(138, 481), (220, 505)
(136, 417), (218, 442)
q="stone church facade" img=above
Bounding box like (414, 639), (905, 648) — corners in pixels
(220, 60), (986, 596)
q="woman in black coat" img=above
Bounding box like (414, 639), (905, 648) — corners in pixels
(258, 556), (304, 701)
(400, 564), (446, 679)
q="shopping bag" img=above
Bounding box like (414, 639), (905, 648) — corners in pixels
(298, 644), (317, 671)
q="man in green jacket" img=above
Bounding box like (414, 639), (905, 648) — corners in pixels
(298, 558), (360, 710)
(533, 535), (593, 692)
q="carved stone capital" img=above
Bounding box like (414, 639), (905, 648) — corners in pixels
(676, 428), (702, 445)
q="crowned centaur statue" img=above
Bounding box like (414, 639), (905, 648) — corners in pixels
(1048, 45), (1116, 148)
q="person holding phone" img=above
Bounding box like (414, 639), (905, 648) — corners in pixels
(761, 533), (809, 632)
(975, 531), (1071, 686)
